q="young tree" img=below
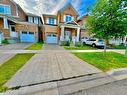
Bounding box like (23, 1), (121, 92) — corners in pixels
(86, 0), (127, 53)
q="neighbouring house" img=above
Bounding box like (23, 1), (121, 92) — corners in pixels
(0, 0), (43, 44)
(77, 14), (127, 45)
(77, 14), (89, 39)
(42, 3), (81, 44)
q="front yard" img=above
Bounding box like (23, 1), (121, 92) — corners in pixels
(74, 52), (127, 72)
(25, 42), (43, 50)
(0, 53), (34, 92)
(64, 45), (97, 50)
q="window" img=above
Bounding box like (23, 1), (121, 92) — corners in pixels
(64, 15), (73, 22)
(29, 32), (34, 34)
(11, 26), (15, 31)
(34, 17), (38, 24)
(22, 31), (27, 34)
(0, 4), (11, 15)
(28, 16), (33, 23)
(47, 18), (56, 25)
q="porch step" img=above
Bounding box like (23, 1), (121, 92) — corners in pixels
(7, 37), (19, 43)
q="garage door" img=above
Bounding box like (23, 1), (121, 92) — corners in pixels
(46, 34), (58, 44)
(0, 32), (3, 44)
(20, 31), (35, 43)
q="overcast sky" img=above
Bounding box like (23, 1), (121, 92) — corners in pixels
(14, 0), (96, 16)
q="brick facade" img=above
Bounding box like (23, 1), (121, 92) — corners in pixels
(42, 5), (79, 42)
(0, 0), (42, 43)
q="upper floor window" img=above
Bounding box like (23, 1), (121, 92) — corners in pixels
(34, 17), (39, 24)
(28, 16), (33, 23)
(0, 4), (11, 15)
(64, 15), (73, 22)
(47, 18), (56, 25)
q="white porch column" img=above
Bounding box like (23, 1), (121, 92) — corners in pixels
(76, 27), (80, 42)
(60, 26), (65, 41)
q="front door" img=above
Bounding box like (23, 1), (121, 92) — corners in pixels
(65, 31), (70, 41)
(10, 25), (18, 37)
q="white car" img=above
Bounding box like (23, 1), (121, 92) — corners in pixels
(82, 38), (105, 48)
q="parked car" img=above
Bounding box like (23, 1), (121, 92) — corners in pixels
(81, 37), (105, 48)
(81, 37), (89, 44)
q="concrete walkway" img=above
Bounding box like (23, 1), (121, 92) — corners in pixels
(0, 43), (32, 66)
(5, 44), (101, 88)
(0, 43), (32, 50)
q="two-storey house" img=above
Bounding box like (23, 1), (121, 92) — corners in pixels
(0, 0), (42, 44)
(42, 4), (81, 44)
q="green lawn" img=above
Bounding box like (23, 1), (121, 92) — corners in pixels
(25, 42), (43, 50)
(0, 53), (34, 92)
(74, 52), (127, 72)
(108, 45), (127, 49)
(64, 45), (96, 50)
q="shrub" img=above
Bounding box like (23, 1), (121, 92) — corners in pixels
(75, 42), (82, 47)
(60, 41), (70, 46)
(2, 39), (9, 44)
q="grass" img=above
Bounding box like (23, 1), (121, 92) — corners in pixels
(64, 45), (97, 50)
(0, 53), (34, 92)
(74, 52), (127, 72)
(25, 42), (43, 50)
(108, 45), (127, 49)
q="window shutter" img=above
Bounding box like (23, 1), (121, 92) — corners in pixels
(54, 19), (56, 24)
(64, 15), (66, 22)
(46, 18), (49, 24)
(4, 18), (8, 29)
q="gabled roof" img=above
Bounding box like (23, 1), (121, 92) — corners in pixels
(26, 13), (40, 17)
(78, 13), (88, 21)
(42, 14), (57, 17)
(60, 20), (80, 28)
(65, 20), (79, 26)
(58, 3), (78, 16)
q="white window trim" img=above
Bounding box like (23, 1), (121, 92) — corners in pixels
(34, 17), (39, 24)
(64, 15), (73, 22)
(47, 18), (56, 25)
(0, 4), (11, 15)
(28, 16), (33, 23)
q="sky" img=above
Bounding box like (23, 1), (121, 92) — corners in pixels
(14, 0), (96, 17)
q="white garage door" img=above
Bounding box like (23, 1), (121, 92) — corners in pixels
(46, 34), (58, 44)
(20, 31), (36, 43)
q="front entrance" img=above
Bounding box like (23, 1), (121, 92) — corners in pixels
(65, 31), (70, 41)
(10, 25), (18, 37)
(46, 33), (58, 44)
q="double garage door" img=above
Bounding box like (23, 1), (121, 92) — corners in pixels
(20, 31), (36, 43)
(46, 34), (58, 44)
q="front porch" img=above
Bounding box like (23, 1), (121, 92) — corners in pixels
(60, 21), (80, 44)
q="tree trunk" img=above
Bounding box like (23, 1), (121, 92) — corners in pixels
(125, 48), (127, 57)
(125, 39), (127, 57)
(103, 39), (107, 56)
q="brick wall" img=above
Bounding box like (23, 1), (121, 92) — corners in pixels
(15, 23), (39, 40)
(58, 6), (78, 23)
(0, 0), (16, 16)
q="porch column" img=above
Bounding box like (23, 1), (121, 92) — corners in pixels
(60, 26), (65, 41)
(76, 27), (80, 42)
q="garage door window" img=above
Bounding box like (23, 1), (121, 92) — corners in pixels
(53, 34), (56, 37)
(29, 32), (34, 34)
(22, 31), (27, 34)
